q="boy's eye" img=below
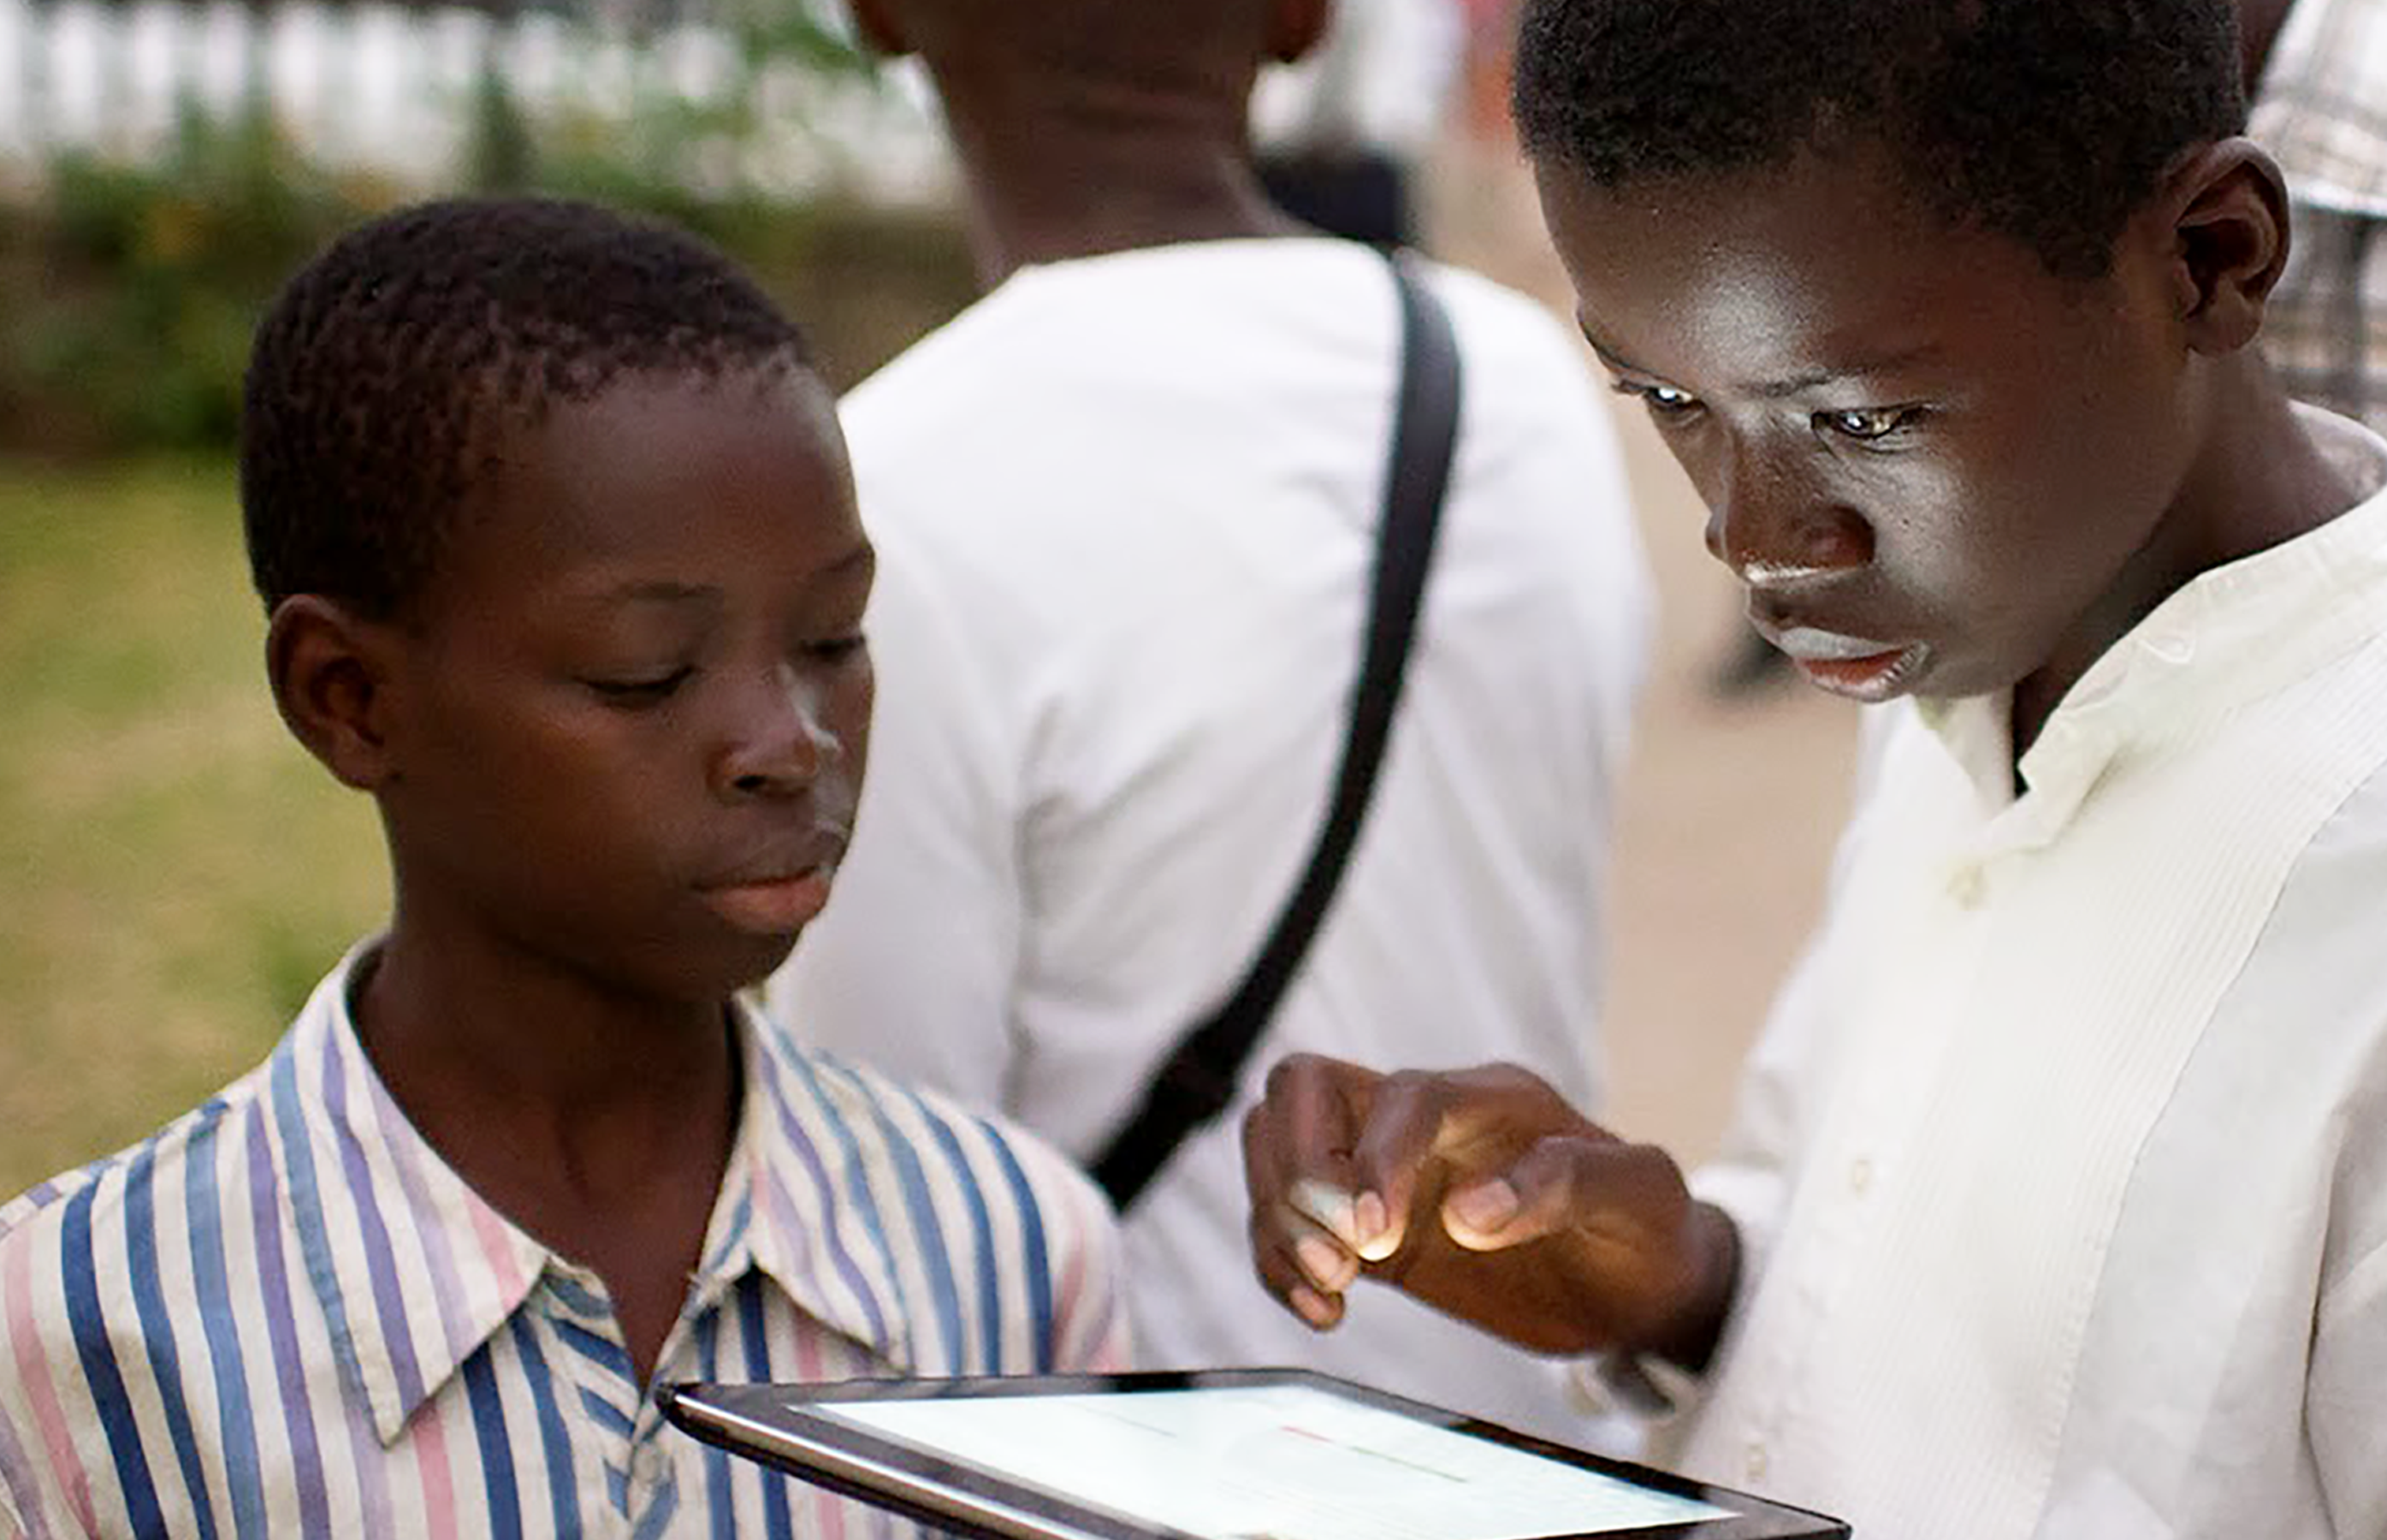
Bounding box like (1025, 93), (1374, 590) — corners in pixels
(803, 634), (868, 663)
(1614, 380), (1701, 416)
(1816, 406), (1924, 441)
(586, 666), (694, 704)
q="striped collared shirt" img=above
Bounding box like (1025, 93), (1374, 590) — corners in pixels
(2252, 0), (2387, 433)
(0, 945), (1128, 1538)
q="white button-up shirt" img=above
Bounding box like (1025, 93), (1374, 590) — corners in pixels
(1674, 407), (2387, 1539)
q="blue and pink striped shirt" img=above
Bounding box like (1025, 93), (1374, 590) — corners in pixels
(0, 945), (1128, 1537)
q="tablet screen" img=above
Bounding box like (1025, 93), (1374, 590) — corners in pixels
(662, 1371), (1848, 1539)
(820, 1383), (1730, 1540)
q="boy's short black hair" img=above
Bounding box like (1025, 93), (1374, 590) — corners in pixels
(240, 197), (814, 618)
(1512, 0), (2247, 279)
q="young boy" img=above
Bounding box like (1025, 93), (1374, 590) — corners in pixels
(1243, 2), (2387, 1537)
(0, 198), (1125, 1537)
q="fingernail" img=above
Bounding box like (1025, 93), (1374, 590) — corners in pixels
(1289, 1285), (1336, 1329)
(1449, 1179), (1518, 1235)
(1352, 1192), (1399, 1261)
(1295, 1235), (1344, 1288)
(1353, 1192), (1388, 1247)
(1289, 1178), (1355, 1239)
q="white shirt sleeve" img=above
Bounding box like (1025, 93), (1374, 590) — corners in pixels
(2311, 1241), (2387, 1536)
(767, 537), (1028, 1114)
(2310, 1069), (2387, 1539)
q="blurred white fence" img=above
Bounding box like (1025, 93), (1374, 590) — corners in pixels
(0, 0), (950, 199)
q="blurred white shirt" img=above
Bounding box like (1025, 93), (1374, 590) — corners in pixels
(773, 236), (1650, 1444)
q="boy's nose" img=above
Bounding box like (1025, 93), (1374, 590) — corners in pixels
(1702, 443), (1875, 581)
(716, 664), (840, 798)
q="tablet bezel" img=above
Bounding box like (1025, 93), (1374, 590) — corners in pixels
(658, 1368), (1848, 1540)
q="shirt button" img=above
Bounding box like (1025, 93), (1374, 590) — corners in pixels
(1847, 1157), (1874, 1195)
(631, 1442), (666, 1485)
(1946, 863), (1986, 908)
(1745, 1442), (1769, 1483)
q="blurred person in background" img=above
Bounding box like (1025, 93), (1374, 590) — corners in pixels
(2243, 0), (2387, 435)
(1454, 0), (1520, 147)
(1251, 0), (1464, 247)
(770, 0), (1652, 1445)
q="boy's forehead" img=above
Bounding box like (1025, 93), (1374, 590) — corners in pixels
(444, 369), (859, 583)
(1533, 143), (2063, 386)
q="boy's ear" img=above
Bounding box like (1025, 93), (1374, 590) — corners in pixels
(265, 595), (402, 792)
(2160, 137), (2292, 356)
(845, 0), (909, 57)
(1270, 0), (1333, 64)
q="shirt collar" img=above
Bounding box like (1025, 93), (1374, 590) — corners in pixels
(1916, 407), (2387, 848)
(281, 948), (913, 1448)
(696, 996), (915, 1375)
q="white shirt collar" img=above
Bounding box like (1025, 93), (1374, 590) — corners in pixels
(1916, 406), (2387, 850)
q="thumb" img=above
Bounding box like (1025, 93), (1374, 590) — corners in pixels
(1441, 1133), (1674, 1253)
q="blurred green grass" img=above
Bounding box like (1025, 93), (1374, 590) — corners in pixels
(0, 456), (384, 1195)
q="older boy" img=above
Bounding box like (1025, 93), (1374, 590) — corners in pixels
(1242, 1), (2387, 1536)
(0, 198), (1125, 1537)
(768, 0), (1650, 1442)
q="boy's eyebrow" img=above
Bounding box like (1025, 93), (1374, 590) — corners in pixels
(591, 548), (871, 606)
(1576, 313), (1943, 398)
(602, 580), (721, 607)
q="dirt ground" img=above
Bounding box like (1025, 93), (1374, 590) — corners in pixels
(1424, 138), (1863, 1162)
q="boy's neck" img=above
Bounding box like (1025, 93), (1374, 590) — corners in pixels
(352, 926), (743, 1206)
(352, 923), (744, 1383)
(932, 79), (1310, 286)
(2010, 360), (2368, 758)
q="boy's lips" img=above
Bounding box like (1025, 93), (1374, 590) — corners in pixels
(699, 831), (847, 934)
(702, 868), (836, 934)
(1761, 625), (1927, 701)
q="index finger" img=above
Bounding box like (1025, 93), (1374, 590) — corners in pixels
(1246, 1053), (1379, 1249)
(1343, 1069), (1475, 1263)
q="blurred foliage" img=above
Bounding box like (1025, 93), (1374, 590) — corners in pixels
(0, 457), (388, 1192)
(0, 3), (975, 456)
(1, 106), (374, 453)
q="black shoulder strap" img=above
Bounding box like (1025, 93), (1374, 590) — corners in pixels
(1091, 252), (1463, 1211)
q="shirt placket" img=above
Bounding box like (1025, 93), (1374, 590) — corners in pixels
(1734, 819), (2006, 1490)
(533, 1260), (677, 1537)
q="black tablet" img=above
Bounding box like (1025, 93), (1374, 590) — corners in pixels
(659, 1368), (1848, 1539)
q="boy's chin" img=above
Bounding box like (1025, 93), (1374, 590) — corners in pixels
(720, 933), (804, 997)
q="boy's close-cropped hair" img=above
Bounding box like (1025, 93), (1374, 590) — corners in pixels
(238, 196), (814, 619)
(1511, 0), (2248, 278)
